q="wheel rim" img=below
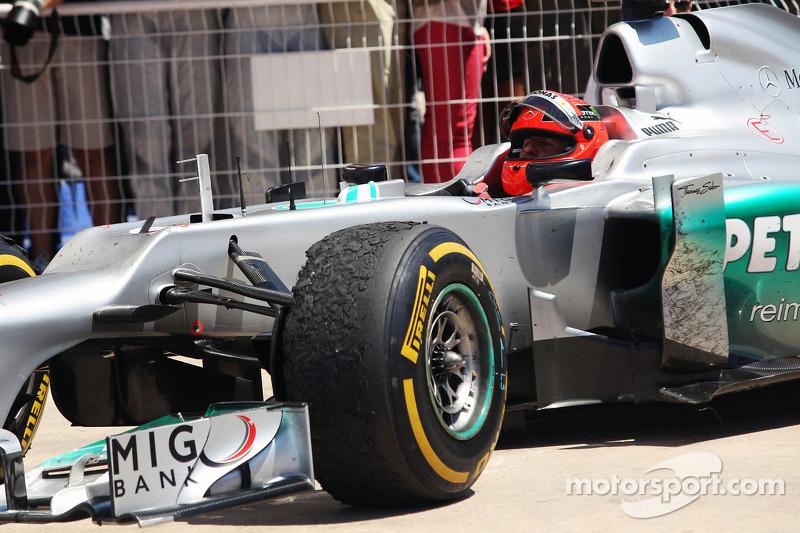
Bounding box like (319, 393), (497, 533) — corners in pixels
(425, 284), (494, 440)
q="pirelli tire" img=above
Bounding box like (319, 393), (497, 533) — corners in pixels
(0, 236), (49, 455)
(282, 221), (506, 505)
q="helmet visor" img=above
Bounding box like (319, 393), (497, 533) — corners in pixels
(507, 130), (576, 161)
(500, 92), (585, 139)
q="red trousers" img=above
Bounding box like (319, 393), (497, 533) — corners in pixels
(414, 21), (485, 183)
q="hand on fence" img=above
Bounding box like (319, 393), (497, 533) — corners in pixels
(480, 26), (491, 73)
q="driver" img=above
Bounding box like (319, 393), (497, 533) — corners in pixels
(499, 90), (609, 195)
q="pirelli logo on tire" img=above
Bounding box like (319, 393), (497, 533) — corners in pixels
(402, 266), (436, 364)
(21, 373), (49, 450)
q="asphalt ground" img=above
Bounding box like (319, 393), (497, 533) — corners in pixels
(4, 380), (800, 532)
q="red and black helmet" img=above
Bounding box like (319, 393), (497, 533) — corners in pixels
(499, 90), (609, 195)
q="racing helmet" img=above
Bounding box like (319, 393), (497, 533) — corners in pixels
(499, 90), (608, 195)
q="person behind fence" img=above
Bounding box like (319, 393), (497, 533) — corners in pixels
(475, 0), (526, 145)
(411, 0), (491, 184)
(318, 1), (407, 173)
(0, 0), (119, 267)
(664, 0), (692, 16)
(222, 4), (336, 204)
(109, 7), (222, 220)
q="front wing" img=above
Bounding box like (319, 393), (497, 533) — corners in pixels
(0, 402), (313, 526)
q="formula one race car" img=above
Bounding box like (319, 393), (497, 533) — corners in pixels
(2, 1), (800, 524)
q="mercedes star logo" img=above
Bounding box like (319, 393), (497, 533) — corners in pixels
(758, 66), (781, 97)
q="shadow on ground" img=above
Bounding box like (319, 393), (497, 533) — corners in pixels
(497, 379), (800, 450)
(183, 490), (466, 527)
(185, 381), (800, 527)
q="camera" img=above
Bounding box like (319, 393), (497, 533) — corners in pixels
(3, 0), (44, 47)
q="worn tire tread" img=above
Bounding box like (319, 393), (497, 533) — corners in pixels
(282, 221), (422, 505)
